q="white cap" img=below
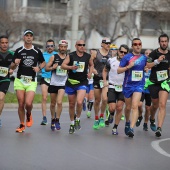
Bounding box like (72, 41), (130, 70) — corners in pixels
(59, 40), (68, 45)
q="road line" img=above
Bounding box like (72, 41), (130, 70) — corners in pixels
(151, 138), (170, 157)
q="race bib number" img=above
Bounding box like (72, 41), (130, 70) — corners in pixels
(73, 61), (85, 72)
(0, 67), (8, 77)
(20, 75), (32, 86)
(44, 78), (50, 84)
(156, 70), (168, 81)
(56, 66), (67, 76)
(132, 71), (143, 81)
(115, 85), (122, 92)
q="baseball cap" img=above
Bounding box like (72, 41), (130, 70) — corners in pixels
(24, 29), (34, 36)
(102, 37), (111, 43)
(59, 40), (68, 45)
(110, 44), (118, 50)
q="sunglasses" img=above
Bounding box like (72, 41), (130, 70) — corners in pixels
(46, 45), (55, 48)
(77, 44), (85, 46)
(133, 43), (142, 46)
(104, 42), (111, 45)
(119, 50), (127, 54)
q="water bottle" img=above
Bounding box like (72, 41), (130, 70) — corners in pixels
(72, 61), (79, 73)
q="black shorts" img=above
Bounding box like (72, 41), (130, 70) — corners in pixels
(93, 78), (102, 89)
(40, 78), (50, 86)
(148, 84), (169, 99)
(48, 85), (65, 94)
(107, 88), (124, 103)
(140, 93), (151, 106)
(0, 80), (10, 94)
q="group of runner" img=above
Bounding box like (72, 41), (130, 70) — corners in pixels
(0, 29), (169, 138)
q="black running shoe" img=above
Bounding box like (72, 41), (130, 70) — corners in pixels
(143, 123), (148, 131)
(75, 120), (81, 130)
(136, 116), (143, 127)
(155, 127), (162, 137)
(69, 125), (75, 134)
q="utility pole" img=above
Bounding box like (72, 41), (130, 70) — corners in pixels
(70, 0), (79, 52)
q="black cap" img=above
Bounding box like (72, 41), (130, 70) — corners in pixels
(24, 29), (34, 36)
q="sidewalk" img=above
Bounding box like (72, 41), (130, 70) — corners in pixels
(4, 103), (69, 109)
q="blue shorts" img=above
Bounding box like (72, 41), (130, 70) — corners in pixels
(65, 85), (87, 95)
(123, 85), (144, 98)
(86, 84), (94, 93)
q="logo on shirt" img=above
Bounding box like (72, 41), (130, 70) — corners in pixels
(21, 53), (27, 55)
(23, 59), (34, 66)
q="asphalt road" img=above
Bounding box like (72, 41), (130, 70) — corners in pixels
(0, 106), (170, 170)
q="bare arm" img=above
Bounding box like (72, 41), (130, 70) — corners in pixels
(146, 55), (165, 69)
(45, 56), (58, 72)
(87, 57), (94, 79)
(61, 55), (77, 70)
(117, 61), (134, 74)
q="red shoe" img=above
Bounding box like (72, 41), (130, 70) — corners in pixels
(26, 113), (33, 127)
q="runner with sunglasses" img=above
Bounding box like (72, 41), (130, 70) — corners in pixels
(61, 40), (93, 134)
(117, 38), (147, 138)
(103, 44), (129, 135)
(40, 39), (57, 125)
(146, 33), (170, 137)
(91, 37), (112, 130)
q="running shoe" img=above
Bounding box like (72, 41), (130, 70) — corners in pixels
(108, 114), (114, 124)
(16, 124), (25, 133)
(75, 120), (81, 130)
(124, 121), (130, 136)
(86, 111), (91, 118)
(127, 128), (134, 138)
(51, 119), (56, 131)
(112, 128), (118, 135)
(69, 125), (75, 134)
(105, 120), (109, 127)
(40, 116), (48, 125)
(143, 123), (148, 131)
(83, 98), (87, 111)
(99, 117), (105, 128)
(0, 119), (2, 127)
(155, 127), (162, 137)
(121, 114), (125, 121)
(150, 118), (157, 132)
(93, 120), (100, 130)
(136, 116), (143, 127)
(26, 113), (33, 127)
(55, 121), (61, 130)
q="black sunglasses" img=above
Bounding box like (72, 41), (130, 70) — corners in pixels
(77, 44), (85, 46)
(46, 45), (55, 48)
(119, 50), (127, 54)
(104, 42), (111, 45)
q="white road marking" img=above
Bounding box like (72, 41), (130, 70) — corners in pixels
(151, 138), (170, 157)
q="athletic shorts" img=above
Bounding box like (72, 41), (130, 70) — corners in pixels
(140, 93), (151, 106)
(93, 79), (102, 89)
(107, 88), (124, 103)
(40, 77), (50, 86)
(123, 85), (144, 98)
(0, 80), (10, 94)
(14, 78), (37, 92)
(86, 84), (94, 93)
(65, 85), (87, 95)
(148, 84), (169, 99)
(48, 85), (65, 94)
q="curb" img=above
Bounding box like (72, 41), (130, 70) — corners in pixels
(4, 103), (69, 109)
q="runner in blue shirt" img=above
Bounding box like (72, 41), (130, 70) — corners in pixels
(117, 38), (147, 138)
(40, 39), (57, 125)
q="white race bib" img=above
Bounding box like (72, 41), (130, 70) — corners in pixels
(73, 61), (85, 72)
(56, 66), (67, 76)
(99, 80), (108, 88)
(132, 70), (143, 81)
(20, 75), (32, 86)
(0, 66), (8, 77)
(156, 70), (168, 81)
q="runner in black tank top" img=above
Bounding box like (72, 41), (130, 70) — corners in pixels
(61, 40), (94, 134)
